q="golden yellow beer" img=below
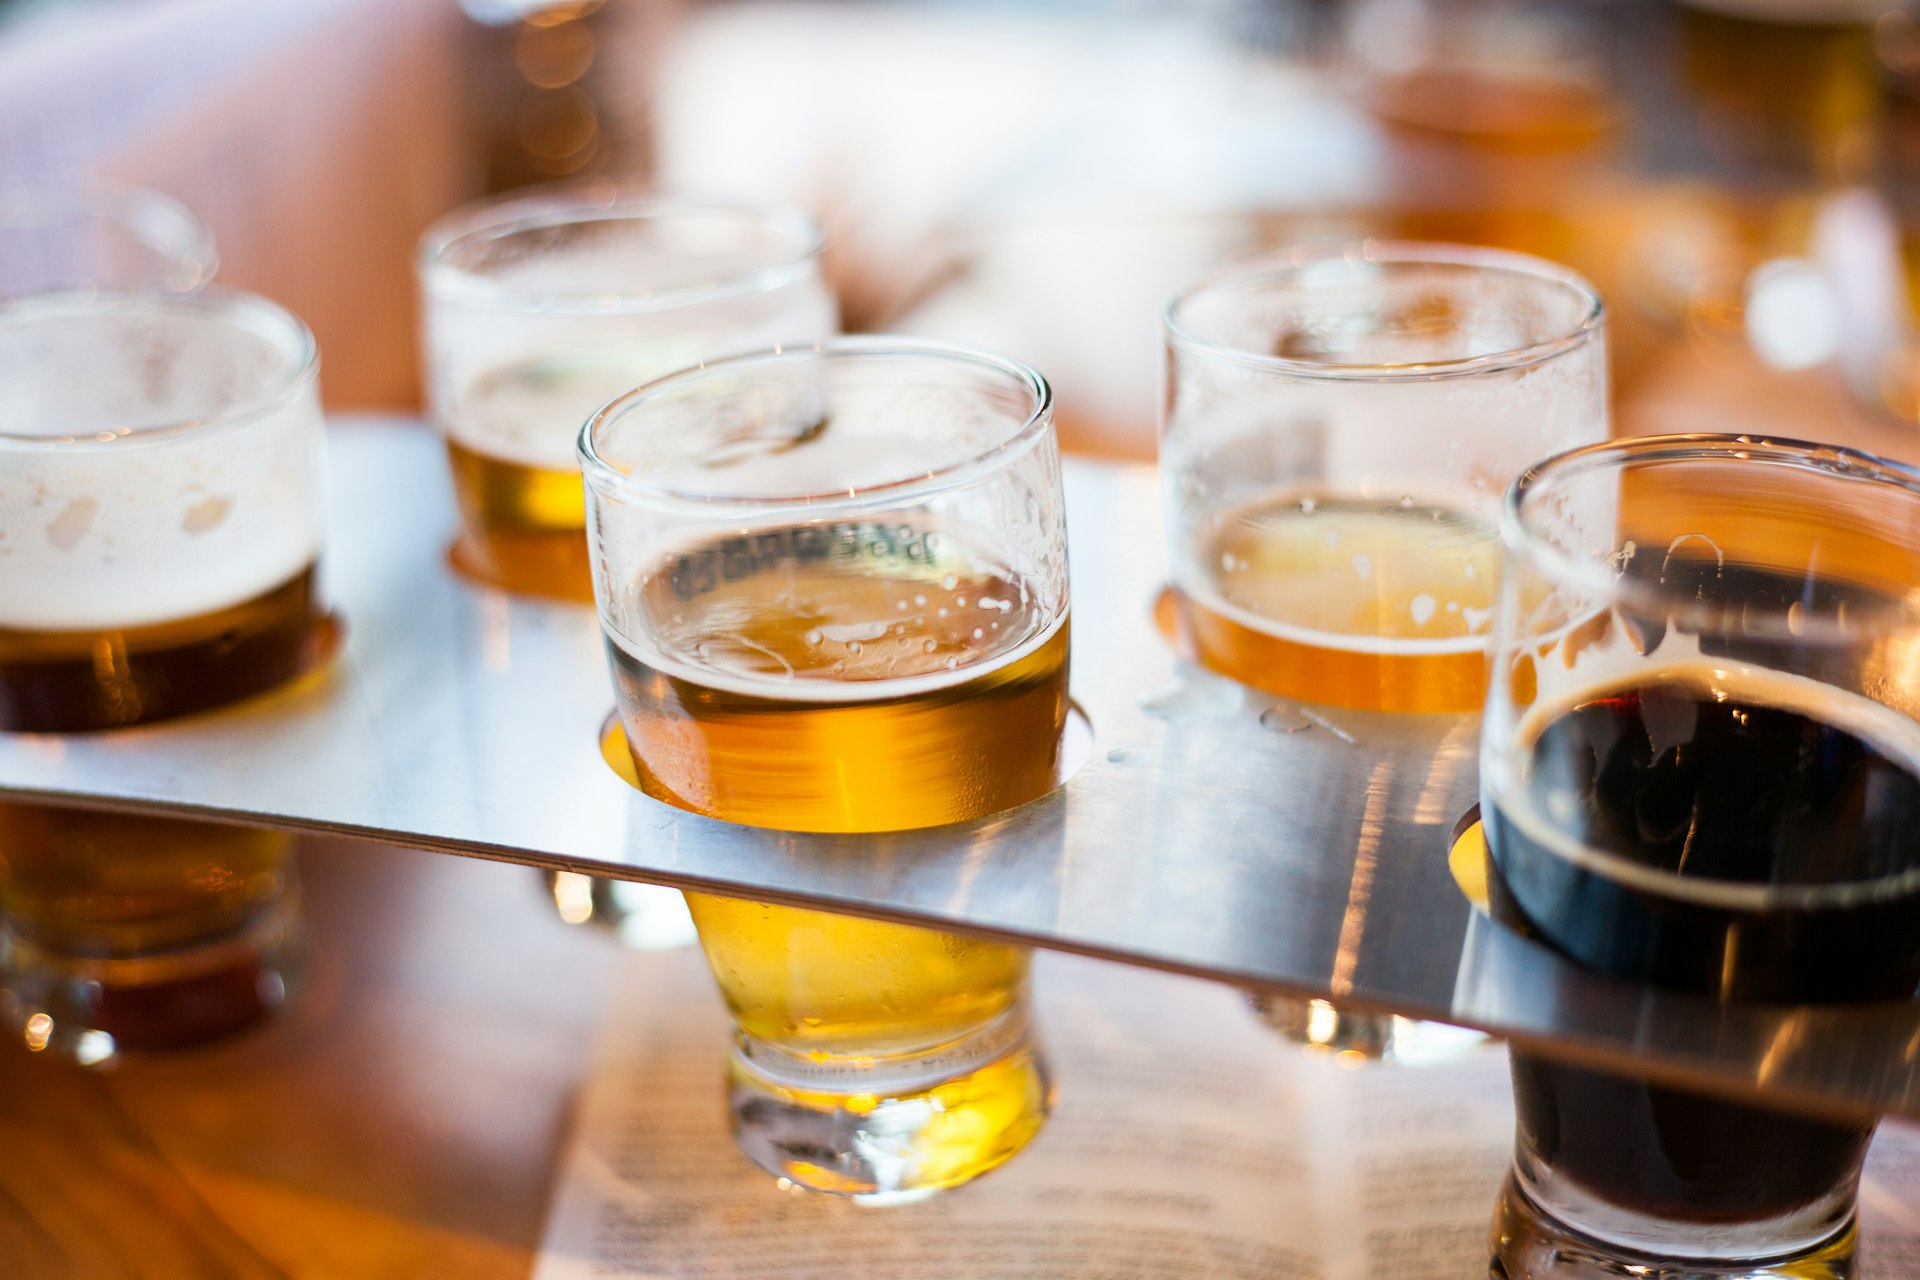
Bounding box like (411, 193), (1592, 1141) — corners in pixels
(444, 440), (593, 601)
(420, 195), (837, 601)
(0, 564), (327, 732)
(439, 348), (666, 600)
(1178, 490), (1498, 714)
(607, 519), (1067, 1188)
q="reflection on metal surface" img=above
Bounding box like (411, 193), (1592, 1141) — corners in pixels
(0, 421), (1914, 1120)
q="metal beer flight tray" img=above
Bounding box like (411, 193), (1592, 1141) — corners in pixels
(1, 418), (1915, 1122)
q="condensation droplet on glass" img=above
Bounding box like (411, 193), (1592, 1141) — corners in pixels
(896, 599), (909, 612)
(847, 640), (863, 655)
(946, 657), (959, 670)
(971, 628), (984, 640)
(936, 607), (948, 618)
(922, 638), (937, 653)
(913, 594), (927, 607)
(805, 629), (824, 646)
(1409, 593), (1436, 626)
(1397, 495), (1413, 509)
(955, 596), (967, 607)
(1351, 553), (1373, 579)
(1298, 496), (1317, 514)
(941, 574), (958, 591)
(1258, 704), (1312, 733)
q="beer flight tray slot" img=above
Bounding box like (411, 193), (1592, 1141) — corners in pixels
(2, 418), (1914, 1122)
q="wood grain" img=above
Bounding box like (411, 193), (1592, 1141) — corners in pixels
(0, 839), (620, 1279)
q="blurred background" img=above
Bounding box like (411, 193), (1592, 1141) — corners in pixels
(5, 0), (1919, 458)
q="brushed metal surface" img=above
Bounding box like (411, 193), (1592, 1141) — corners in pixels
(1, 419), (1914, 1120)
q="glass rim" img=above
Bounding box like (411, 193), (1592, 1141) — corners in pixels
(1163, 239), (1605, 381)
(578, 336), (1055, 516)
(416, 184), (827, 316)
(0, 286), (319, 452)
(0, 184), (220, 293)
(1505, 433), (1920, 644)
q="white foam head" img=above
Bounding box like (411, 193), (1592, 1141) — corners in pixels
(420, 194), (836, 470)
(0, 290), (326, 631)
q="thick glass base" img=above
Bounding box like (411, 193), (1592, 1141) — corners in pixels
(726, 1006), (1051, 1203)
(0, 885), (304, 1066)
(1489, 1173), (1858, 1280)
(1247, 991), (1490, 1064)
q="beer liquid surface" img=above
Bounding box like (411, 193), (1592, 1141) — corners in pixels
(606, 521), (1068, 1050)
(1488, 668), (1920, 1222)
(1183, 492), (1496, 712)
(0, 564), (325, 731)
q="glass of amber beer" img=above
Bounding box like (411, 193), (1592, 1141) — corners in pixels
(419, 187), (836, 600)
(1482, 436), (1920, 1279)
(0, 288), (329, 1061)
(580, 340), (1069, 1200)
(1162, 241), (1607, 1055)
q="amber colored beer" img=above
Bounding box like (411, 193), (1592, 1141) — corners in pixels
(444, 440), (593, 601)
(1178, 490), (1497, 714)
(440, 349), (663, 599)
(605, 519), (1066, 1183)
(0, 564), (326, 732)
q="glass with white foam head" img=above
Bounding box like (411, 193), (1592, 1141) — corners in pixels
(419, 186), (836, 600)
(0, 289), (329, 1062)
(1161, 241), (1607, 1059)
(0, 187), (217, 297)
(581, 339), (1069, 1201)
(1483, 436), (1920, 1279)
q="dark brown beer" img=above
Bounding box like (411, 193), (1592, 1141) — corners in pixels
(1486, 665), (1920, 1221)
(0, 564), (327, 732)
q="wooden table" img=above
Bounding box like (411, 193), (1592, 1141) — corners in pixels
(0, 839), (620, 1279)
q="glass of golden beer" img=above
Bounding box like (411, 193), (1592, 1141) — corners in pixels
(1161, 241), (1607, 1055)
(419, 186), (836, 601)
(0, 288), (330, 1063)
(580, 339), (1070, 1201)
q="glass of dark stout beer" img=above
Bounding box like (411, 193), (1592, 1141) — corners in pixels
(579, 340), (1070, 1200)
(1482, 435), (1920, 1278)
(0, 288), (331, 1064)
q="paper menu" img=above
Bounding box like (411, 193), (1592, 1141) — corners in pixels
(530, 944), (1916, 1278)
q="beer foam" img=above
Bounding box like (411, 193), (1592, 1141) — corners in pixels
(1489, 653), (1920, 911)
(0, 297), (325, 631)
(431, 274), (836, 471)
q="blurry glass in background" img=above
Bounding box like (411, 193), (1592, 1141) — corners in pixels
(1161, 241), (1607, 1058)
(0, 285), (333, 1064)
(418, 185), (836, 601)
(456, 0), (645, 193)
(1675, 0), (1887, 186)
(0, 186), (216, 298)
(580, 341), (1070, 1200)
